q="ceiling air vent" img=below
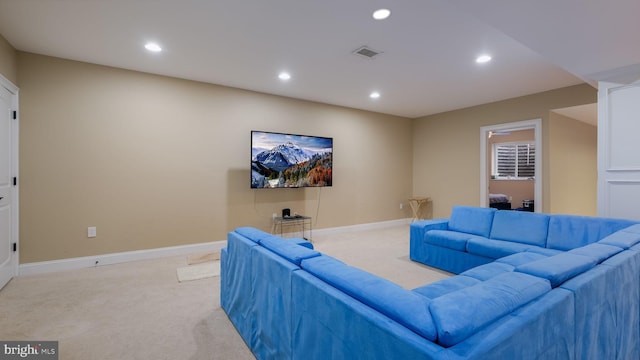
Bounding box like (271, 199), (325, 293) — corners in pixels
(352, 46), (382, 59)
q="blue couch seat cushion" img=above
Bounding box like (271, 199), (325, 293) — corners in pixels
(568, 243), (623, 263)
(598, 227), (640, 249)
(300, 255), (437, 341)
(489, 210), (550, 247)
(516, 253), (598, 288)
(622, 224), (640, 234)
(496, 252), (549, 267)
(460, 262), (515, 281)
(525, 247), (563, 256)
(259, 235), (321, 266)
(425, 230), (487, 251)
(429, 272), (551, 347)
(412, 275), (481, 299)
(466, 237), (532, 259)
(448, 206), (496, 237)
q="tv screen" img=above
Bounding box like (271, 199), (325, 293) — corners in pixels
(251, 130), (333, 189)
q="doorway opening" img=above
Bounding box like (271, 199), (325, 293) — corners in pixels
(480, 119), (542, 212)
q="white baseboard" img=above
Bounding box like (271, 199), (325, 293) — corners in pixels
(18, 240), (227, 276)
(17, 218), (412, 276)
(313, 218), (412, 236)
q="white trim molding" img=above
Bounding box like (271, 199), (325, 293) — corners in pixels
(17, 218), (413, 276)
(19, 240), (227, 276)
(313, 218), (412, 236)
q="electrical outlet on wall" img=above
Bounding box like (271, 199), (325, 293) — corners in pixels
(400, 203), (404, 210)
(88, 226), (97, 238)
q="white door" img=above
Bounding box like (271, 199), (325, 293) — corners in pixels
(597, 82), (640, 220)
(0, 80), (17, 290)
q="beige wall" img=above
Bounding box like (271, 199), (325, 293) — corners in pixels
(488, 129), (535, 208)
(548, 112), (597, 215)
(412, 84), (596, 218)
(18, 52), (413, 263)
(0, 33), (17, 84)
(13, 49), (600, 263)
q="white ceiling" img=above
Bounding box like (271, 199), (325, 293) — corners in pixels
(0, 0), (638, 118)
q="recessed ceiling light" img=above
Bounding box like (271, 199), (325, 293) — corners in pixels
(144, 43), (162, 52)
(278, 72), (291, 81)
(476, 54), (492, 64)
(373, 9), (391, 20)
(370, 91), (381, 99)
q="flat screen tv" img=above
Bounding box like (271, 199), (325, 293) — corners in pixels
(251, 130), (333, 189)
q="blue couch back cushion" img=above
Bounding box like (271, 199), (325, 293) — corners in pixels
(515, 252), (597, 288)
(300, 255), (437, 341)
(235, 227), (273, 243)
(448, 206), (496, 237)
(424, 230), (488, 251)
(489, 210), (550, 247)
(546, 215), (638, 251)
(429, 272), (551, 347)
(289, 237), (314, 250)
(258, 235), (321, 266)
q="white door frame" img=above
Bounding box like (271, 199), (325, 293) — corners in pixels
(0, 73), (19, 285)
(480, 118), (542, 211)
(597, 82), (640, 220)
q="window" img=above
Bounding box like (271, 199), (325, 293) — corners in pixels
(492, 142), (535, 179)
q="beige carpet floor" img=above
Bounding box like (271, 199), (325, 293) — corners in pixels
(177, 261), (221, 282)
(0, 223), (451, 359)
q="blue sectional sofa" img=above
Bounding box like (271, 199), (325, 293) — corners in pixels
(410, 206), (638, 274)
(221, 207), (640, 360)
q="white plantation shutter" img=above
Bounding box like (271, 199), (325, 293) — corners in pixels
(517, 143), (535, 178)
(496, 145), (516, 177)
(494, 142), (535, 179)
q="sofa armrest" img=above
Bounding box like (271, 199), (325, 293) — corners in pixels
(410, 219), (449, 240)
(410, 219), (449, 262)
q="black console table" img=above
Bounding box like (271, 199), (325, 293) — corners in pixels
(272, 215), (312, 242)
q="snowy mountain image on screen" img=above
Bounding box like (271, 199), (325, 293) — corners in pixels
(254, 142), (310, 172)
(251, 131), (333, 188)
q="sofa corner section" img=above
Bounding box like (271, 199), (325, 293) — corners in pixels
(448, 287), (575, 360)
(290, 270), (445, 360)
